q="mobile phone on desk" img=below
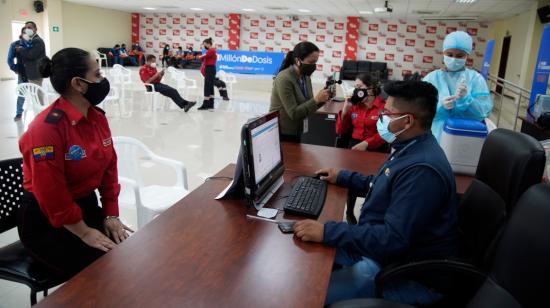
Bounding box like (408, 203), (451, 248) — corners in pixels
(278, 221), (295, 234)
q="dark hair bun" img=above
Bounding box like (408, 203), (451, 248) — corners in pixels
(39, 57), (53, 78)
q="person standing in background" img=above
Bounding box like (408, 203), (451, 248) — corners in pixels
(16, 21), (46, 96)
(197, 38), (217, 110)
(7, 27), (32, 121)
(162, 45), (171, 68)
(423, 31), (493, 142)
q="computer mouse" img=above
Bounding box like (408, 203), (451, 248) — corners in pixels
(314, 172), (329, 180)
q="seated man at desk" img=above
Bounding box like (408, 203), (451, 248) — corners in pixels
(294, 80), (458, 305)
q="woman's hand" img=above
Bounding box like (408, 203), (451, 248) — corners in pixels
(314, 89), (331, 105)
(80, 228), (116, 252)
(104, 217), (133, 244)
(352, 141), (369, 151)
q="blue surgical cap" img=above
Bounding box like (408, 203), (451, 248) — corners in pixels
(443, 31), (473, 54)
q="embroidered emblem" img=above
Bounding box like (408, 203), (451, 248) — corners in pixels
(32, 146), (54, 162)
(65, 145), (87, 161)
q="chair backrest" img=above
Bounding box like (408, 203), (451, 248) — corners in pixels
(457, 179), (506, 269)
(475, 129), (546, 214)
(467, 183), (550, 308)
(16, 83), (48, 114)
(113, 136), (155, 187)
(0, 158), (24, 234)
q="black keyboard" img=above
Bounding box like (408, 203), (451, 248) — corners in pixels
(283, 176), (327, 218)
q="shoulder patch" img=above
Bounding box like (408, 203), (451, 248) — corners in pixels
(32, 146), (55, 162)
(44, 109), (65, 124)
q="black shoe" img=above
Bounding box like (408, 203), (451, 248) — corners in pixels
(198, 100), (211, 110)
(208, 98), (215, 109)
(220, 90), (230, 101)
(184, 101), (196, 112)
(13, 115), (22, 122)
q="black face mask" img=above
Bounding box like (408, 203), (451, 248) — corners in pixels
(79, 78), (110, 106)
(299, 62), (317, 76)
(350, 88), (368, 105)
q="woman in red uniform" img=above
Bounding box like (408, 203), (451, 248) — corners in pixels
(335, 74), (387, 224)
(17, 47), (131, 279)
(336, 73), (387, 151)
(198, 37), (217, 110)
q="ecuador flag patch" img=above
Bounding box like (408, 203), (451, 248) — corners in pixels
(32, 146), (55, 162)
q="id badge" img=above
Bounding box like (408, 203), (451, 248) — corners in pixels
(303, 118), (309, 134)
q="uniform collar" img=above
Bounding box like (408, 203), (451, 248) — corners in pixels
(392, 132), (432, 151)
(57, 96), (92, 125)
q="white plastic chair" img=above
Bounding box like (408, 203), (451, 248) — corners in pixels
(93, 50), (108, 69)
(113, 136), (189, 229)
(218, 70), (237, 99)
(97, 87), (121, 116)
(178, 71), (199, 100)
(16, 83), (50, 122)
(109, 64), (134, 117)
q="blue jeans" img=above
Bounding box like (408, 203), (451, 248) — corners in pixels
(113, 56), (121, 65)
(16, 74), (26, 116)
(325, 248), (442, 305)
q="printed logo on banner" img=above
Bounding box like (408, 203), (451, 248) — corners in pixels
(386, 38), (396, 45)
(446, 27), (457, 34)
(333, 50), (342, 58)
(366, 52), (376, 60)
(266, 32), (275, 39)
(317, 21), (326, 29)
(317, 64), (323, 71)
(267, 20), (275, 27)
(467, 28), (478, 36)
(249, 46), (258, 51)
(159, 29), (166, 35)
(319, 50), (325, 57)
(216, 30), (223, 37)
(300, 21), (309, 28)
(368, 37), (378, 44)
(146, 29), (153, 35)
(407, 25), (417, 33)
(187, 18), (195, 24)
(426, 26), (437, 34)
(423, 56), (433, 63)
(173, 29), (180, 36)
(216, 18), (223, 25)
(402, 70), (412, 76)
(388, 24), (398, 32)
(331, 65), (341, 72)
(187, 30), (194, 36)
(369, 24), (379, 31)
(405, 39), (415, 46)
(146, 42), (153, 48)
(250, 32), (258, 39)
(199, 18), (207, 25)
(173, 18), (180, 24)
(317, 35), (326, 42)
(385, 54), (395, 61)
(282, 33), (291, 40)
(283, 21), (292, 27)
(201, 30), (208, 36)
(146, 18), (153, 24)
(172, 42), (180, 48)
(425, 40), (435, 48)
(160, 18), (166, 24)
(334, 36), (343, 43)
(335, 23), (344, 30)
(299, 34), (308, 41)
(265, 46), (274, 52)
(349, 33), (357, 40)
(404, 55), (413, 62)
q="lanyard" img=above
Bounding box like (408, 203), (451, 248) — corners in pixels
(299, 77), (309, 99)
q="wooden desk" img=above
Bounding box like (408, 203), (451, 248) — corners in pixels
(36, 143), (472, 308)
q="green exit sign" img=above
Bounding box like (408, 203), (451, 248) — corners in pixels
(52, 26), (59, 32)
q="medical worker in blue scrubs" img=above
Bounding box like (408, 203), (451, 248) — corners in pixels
(423, 31), (493, 142)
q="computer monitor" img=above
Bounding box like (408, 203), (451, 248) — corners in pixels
(240, 111), (285, 210)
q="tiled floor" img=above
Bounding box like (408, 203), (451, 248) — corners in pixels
(0, 67), (522, 307)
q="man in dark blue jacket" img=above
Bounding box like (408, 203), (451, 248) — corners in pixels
(294, 80), (458, 305)
(7, 27), (32, 121)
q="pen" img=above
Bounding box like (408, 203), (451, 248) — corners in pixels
(246, 214), (279, 224)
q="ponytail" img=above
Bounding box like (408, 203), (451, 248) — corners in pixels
(278, 51), (295, 74)
(276, 41), (319, 75)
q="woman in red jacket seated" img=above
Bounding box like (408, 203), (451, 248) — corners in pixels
(336, 73), (387, 152)
(335, 74), (387, 224)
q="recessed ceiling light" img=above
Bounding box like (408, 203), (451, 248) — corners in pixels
(455, 0), (477, 3)
(359, 11), (373, 14)
(242, 8), (255, 12)
(143, 7), (156, 10)
(374, 7), (386, 13)
(298, 9), (311, 13)
(190, 8), (204, 11)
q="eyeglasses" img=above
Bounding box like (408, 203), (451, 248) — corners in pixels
(378, 111), (416, 123)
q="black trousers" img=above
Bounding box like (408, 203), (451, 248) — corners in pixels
(17, 191), (105, 280)
(204, 65), (216, 97)
(147, 83), (187, 108)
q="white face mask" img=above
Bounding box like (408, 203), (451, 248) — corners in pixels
(24, 28), (34, 37)
(150, 63), (157, 68)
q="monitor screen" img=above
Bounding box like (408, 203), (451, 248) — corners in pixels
(250, 116), (281, 184)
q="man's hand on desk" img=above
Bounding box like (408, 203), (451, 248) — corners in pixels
(351, 141), (369, 151)
(294, 220), (324, 243)
(315, 168), (340, 184)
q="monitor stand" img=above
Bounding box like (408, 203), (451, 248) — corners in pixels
(252, 176), (284, 211)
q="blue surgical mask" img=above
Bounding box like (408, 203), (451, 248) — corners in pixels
(444, 55), (466, 71)
(376, 114), (409, 143)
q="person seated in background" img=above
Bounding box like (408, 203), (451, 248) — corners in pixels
(161, 45), (171, 67)
(423, 31), (493, 142)
(172, 46), (184, 68)
(335, 73), (387, 224)
(139, 54), (196, 112)
(293, 80), (458, 306)
(130, 42), (144, 65)
(120, 43), (137, 66)
(110, 44), (121, 65)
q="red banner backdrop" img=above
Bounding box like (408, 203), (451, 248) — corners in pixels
(344, 17), (360, 60)
(131, 13), (140, 44)
(228, 13), (241, 50)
